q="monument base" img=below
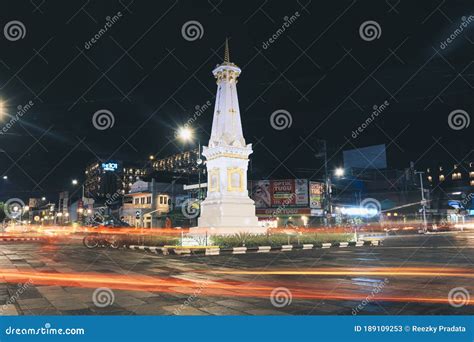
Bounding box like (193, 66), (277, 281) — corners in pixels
(194, 196), (267, 236)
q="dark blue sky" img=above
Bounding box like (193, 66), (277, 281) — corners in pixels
(0, 0), (472, 200)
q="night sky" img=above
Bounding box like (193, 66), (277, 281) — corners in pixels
(0, 0), (472, 201)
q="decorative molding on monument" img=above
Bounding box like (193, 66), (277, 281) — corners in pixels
(213, 66), (241, 81)
(202, 144), (253, 160)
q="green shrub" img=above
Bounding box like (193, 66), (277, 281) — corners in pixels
(211, 232), (353, 248)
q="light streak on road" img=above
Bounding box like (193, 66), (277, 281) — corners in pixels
(210, 267), (474, 278)
(0, 269), (471, 306)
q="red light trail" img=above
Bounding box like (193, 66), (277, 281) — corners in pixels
(0, 268), (471, 306)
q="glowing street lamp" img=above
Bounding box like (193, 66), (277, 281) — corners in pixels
(2, 175), (7, 180)
(176, 126), (204, 199)
(0, 100), (4, 121)
(335, 168), (345, 177)
(72, 179), (78, 185)
(177, 126), (193, 142)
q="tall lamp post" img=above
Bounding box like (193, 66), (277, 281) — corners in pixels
(177, 126), (204, 200)
(415, 171), (428, 232)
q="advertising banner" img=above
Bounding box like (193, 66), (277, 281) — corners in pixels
(252, 179), (308, 208)
(309, 181), (325, 209)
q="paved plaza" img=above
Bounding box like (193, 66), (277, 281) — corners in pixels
(0, 232), (473, 315)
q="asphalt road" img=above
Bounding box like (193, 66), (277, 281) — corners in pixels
(0, 231), (473, 315)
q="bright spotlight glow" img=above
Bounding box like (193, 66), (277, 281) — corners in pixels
(72, 179), (78, 185)
(341, 206), (378, 217)
(335, 168), (344, 177)
(177, 127), (193, 142)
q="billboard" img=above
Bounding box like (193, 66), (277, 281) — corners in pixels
(309, 182), (325, 209)
(252, 179), (308, 208)
(343, 144), (387, 169)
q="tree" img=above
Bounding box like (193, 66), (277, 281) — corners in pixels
(0, 202), (5, 222)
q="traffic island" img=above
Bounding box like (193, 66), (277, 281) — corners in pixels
(125, 239), (380, 257)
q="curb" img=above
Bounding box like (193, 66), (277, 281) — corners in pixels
(0, 237), (44, 242)
(128, 245), (168, 255)
(126, 240), (380, 257)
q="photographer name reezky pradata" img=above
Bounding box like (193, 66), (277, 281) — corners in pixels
(354, 325), (467, 334)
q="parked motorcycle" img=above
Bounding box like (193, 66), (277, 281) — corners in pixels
(83, 233), (121, 249)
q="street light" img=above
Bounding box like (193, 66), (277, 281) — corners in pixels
(176, 126), (203, 199)
(177, 126), (193, 142)
(335, 168), (344, 177)
(72, 179), (78, 185)
(415, 171), (428, 232)
(41, 197), (46, 201)
(0, 100), (4, 121)
(2, 175), (7, 180)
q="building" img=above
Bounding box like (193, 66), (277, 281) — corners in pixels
(120, 179), (185, 228)
(84, 160), (147, 199)
(426, 162), (474, 221)
(151, 148), (201, 176)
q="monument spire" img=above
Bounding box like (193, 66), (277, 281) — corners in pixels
(224, 38), (230, 63)
(208, 39), (244, 148)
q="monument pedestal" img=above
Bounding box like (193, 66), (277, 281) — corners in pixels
(191, 196), (267, 235)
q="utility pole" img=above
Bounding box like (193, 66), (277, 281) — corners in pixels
(196, 141), (203, 200)
(415, 171), (428, 232)
(314, 139), (331, 226)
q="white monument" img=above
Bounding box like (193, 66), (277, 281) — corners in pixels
(192, 40), (266, 235)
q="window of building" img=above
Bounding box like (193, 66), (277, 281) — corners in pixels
(159, 196), (164, 204)
(452, 172), (462, 180)
(471, 180), (474, 186)
(134, 198), (139, 204)
(439, 175), (445, 182)
(470, 171), (474, 179)
(146, 196), (151, 204)
(427, 176), (432, 182)
(140, 197), (145, 204)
